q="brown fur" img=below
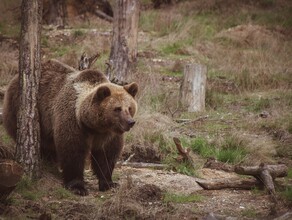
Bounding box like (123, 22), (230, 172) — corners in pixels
(3, 60), (138, 195)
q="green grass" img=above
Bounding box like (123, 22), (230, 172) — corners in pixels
(52, 45), (71, 57)
(189, 135), (247, 164)
(218, 136), (247, 164)
(0, 21), (20, 38)
(252, 98), (271, 112)
(163, 192), (203, 203)
(241, 208), (257, 218)
(73, 29), (85, 38)
(190, 137), (215, 158)
(281, 186), (292, 202)
(287, 168), (292, 179)
(16, 176), (43, 201)
(53, 187), (75, 200)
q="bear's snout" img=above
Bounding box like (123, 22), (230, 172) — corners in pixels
(127, 119), (136, 128)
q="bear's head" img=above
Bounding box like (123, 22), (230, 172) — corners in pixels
(80, 82), (138, 134)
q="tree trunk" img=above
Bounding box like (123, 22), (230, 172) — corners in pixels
(16, 0), (42, 180)
(107, 0), (140, 82)
(180, 63), (207, 112)
(43, 0), (67, 27)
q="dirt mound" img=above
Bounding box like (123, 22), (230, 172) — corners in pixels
(216, 24), (285, 47)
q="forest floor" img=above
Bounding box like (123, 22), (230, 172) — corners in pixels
(0, 0), (292, 219)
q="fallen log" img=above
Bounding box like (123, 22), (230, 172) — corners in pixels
(204, 157), (234, 172)
(196, 177), (260, 190)
(0, 159), (24, 201)
(235, 163), (288, 195)
(234, 164), (288, 178)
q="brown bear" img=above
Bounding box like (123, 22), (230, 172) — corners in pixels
(3, 60), (138, 195)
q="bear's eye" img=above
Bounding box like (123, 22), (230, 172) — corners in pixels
(114, 107), (122, 112)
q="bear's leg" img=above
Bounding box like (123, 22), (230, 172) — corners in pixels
(58, 141), (89, 196)
(91, 136), (123, 191)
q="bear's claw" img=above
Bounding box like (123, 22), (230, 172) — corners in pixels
(99, 181), (119, 191)
(65, 180), (88, 196)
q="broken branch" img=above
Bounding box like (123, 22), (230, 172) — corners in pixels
(173, 137), (196, 168)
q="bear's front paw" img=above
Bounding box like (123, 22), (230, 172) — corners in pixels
(65, 180), (88, 196)
(99, 181), (119, 191)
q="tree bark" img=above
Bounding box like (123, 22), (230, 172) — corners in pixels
(16, 0), (42, 180)
(180, 63), (207, 112)
(43, 0), (67, 26)
(107, 0), (140, 82)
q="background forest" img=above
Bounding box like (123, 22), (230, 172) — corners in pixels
(0, 0), (291, 219)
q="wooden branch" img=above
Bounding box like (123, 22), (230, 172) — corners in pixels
(204, 158), (234, 172)
(175, 115), (209, 125)
(93, 9), (113, 22)
(78, 52), (100, 70)
(173, 137), (196, 168)
(118, 162), (167, 169)
(196, 178), (261, 190)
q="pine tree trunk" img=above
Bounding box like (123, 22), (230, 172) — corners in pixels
(16, 0), (42, 179)
(107, 0), (140, 82)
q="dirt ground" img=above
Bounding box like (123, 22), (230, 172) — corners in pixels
(0, 165), (291, 220)
(1, 1), (292, 219)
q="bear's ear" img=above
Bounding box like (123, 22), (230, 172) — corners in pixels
(92, 86), (111, 103)
(124, 82), (138, 98)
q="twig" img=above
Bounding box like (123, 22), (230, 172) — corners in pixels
(123, 153), (135, 164)
(175, 115), (209, 125)
(118, 161), (167, 169)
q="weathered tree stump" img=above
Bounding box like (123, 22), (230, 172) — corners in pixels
(107, 0), (140, 82)
(180, 63), (207, 112)
(0, 160), (24, 201)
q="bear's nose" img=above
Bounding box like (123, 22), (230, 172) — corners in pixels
(128, 119), (136, 128)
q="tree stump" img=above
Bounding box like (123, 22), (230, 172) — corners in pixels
(180, 63), (207, 112)
(107, 0), (140, 82)
(0, 160), (24, 201)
